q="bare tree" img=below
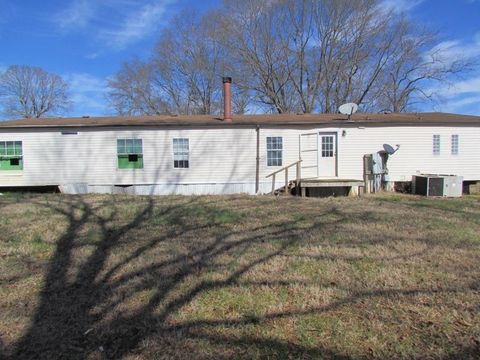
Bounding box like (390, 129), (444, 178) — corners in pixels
(109, 10), (239, 116)
(218, 0), (409, 113)
(221, 0), (474, 114)
(281, 0), (319, 113)
(108, 60), (169, 116)
(375, 27), (475, 112)
(0, 65), (70, 118)
(308, 0), (411, 112)
(153, 11), (224, 115)
(220, 0), (300, 114)
(108, 0), (475, 116)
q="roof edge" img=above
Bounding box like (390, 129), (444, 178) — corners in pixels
(0, 112), (479, 129)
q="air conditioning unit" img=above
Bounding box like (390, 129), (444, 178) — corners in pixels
(412, 174), (463, 197)
(443, 175), (463, 197)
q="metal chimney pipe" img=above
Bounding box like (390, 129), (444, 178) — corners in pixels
(222, 77), (232, 122)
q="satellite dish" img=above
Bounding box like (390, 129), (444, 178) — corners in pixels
(383, 144), (400, 155)
(339, 103), (359, 115)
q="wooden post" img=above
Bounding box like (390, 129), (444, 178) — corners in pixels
(265, 160), (302, 196)
(255, 126), (260, 194)
(348, 186), (360, 197)
(296, 161), (301, 196)
(363, 155), (369, 194)
(284, 168), (289, 194)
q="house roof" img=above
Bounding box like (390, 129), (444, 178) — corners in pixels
(0, 112), (479, 129)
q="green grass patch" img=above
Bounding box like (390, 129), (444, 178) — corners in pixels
(0, 193), (479, 359)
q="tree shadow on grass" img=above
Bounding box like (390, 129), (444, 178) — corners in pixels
(5, 195), (479, 359)
(373, 195), (480, 226)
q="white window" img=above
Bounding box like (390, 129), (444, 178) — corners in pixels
(117, 138), (143, 169)
(267, 137), (283, 166)
(173, 138), (189, 168)
(451, 135), (459, 155)
(321, 135), (335, 157)
(433, 135), (440, 155)
(0, 141), (23, 170)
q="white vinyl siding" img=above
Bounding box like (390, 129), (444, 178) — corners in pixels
(262, 126), (480, 185)
(1, 125), (480, 193)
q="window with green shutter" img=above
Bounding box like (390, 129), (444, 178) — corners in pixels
(0, 141), (23, 171)
(117, 138), (143, 169)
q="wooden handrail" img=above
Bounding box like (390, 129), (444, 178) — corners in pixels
(266, 160), (302, 195)
(265, 160), (302, 178)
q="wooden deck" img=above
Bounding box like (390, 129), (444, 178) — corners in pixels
(265, 161), (364, 197)
(299, 178), (364, 187)
(298, 178), (364, 197)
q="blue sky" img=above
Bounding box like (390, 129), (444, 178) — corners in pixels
(0, 0), (479, 118)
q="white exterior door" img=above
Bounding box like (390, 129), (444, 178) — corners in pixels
(318, 133), (337, 177)
(299, 132), (319, 178)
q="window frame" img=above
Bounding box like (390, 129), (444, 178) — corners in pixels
(321, 135), (335, 158)
(451, 134), (459, 155)
(173, 138), (190, 169)
(0, 141), (23, 171)
(433, 134), (440, 155)
(116, 138), (143, 169)
(266, 136), (283, 167)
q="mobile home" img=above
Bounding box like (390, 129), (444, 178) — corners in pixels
(0, 111), (479, 195)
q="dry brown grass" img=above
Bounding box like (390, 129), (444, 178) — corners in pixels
(0, 192), (479, 359)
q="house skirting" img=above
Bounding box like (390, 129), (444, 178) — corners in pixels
(58, 182), (279, 195)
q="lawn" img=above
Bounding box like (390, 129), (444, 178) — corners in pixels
(0, 193), (479, 359)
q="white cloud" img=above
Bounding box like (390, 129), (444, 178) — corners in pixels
(444, 95), (480, 109)
(440, 76), (480, 96)
(64, 73), (110, 116)
(426, 36), (480, 67)
(54, 0), (176, 49)
(439, 93), (480, 115)
(85, 52), (99, 60)
(422, 32), (480, 115)
(56, 0), (95, 30)
(424, 33), (480, 102)
(379, 0), (425, 13)
(67, 73), (105, 92)
(99, 1), (174, 49)
(434, 73), (480, 115)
